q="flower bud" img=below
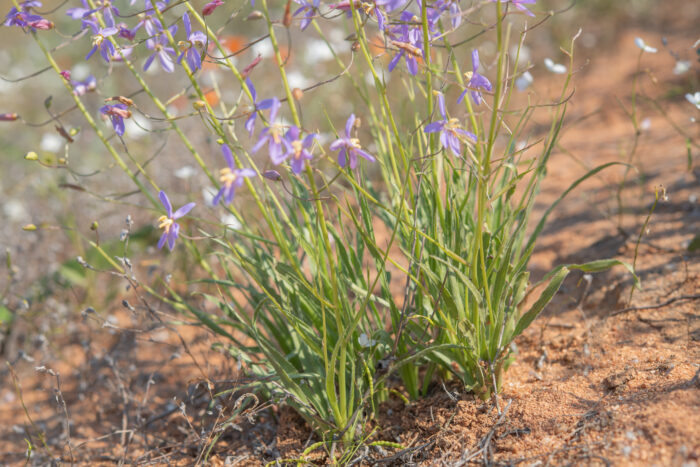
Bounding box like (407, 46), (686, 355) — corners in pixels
(25, 151), (39, 161)
(193, 100), (207, 110)
(246, 10), (263, 20)
(292, 88), (304, 101)
(283, 0), (292, 27)
(60, 70), (71, 80)
(22, 224), (38, 231)
(106, 96), (134, 107)
(90, 221), (99, 231)
(263, 170), (281, 181)
(0, 113), (19, 122)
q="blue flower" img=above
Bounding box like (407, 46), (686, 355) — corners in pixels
(424, 92), (476, 157)
(100, 103), (131, 136)
(177, 13), (207, 71)
(213, 145), (256, 205)
(329, 114), (376, 169)
(457, 50), (492, 106)
(157, 191), (195, 251)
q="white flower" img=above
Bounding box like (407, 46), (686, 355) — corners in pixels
(358, 333), (376, 348)
(220, 213), (242, 230)
(634, 37), (657, 53)
(515, 71), (533, 90)
(544, 58), (567, 74)
(686, 92), (700, 110)
(673, 60), (691, 75)
(174, 165), (196, 179)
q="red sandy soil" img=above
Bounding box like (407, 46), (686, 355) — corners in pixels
(1, 3), (699, 466)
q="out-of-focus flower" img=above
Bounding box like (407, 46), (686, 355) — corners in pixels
(491, 0), (536, 17)
(72, 75), (97, 95)
(174, 165), (196, 179)
(280, 126), (317, 174)
(177, 13), (207, 71)
(251, 98), (287, 162)
(213, 145), (256, 205)
(157, 191), (195, 251)
(329, 114), (376, 169)
(144, 22), (178, 72)
(292, 0), (319, 31)
(515, 70), (533, 91)
(457, 50), (492, 106)
(673, 60), (691, 75)
(100, 103), (131, 136)
(544, 57), (567, 74)
(686, 92), (700, 110)
(244, 78), (278, 136)
(329, 0), (388, 31)
(424, 92), (476, 157)
(634, 37), (658, 54)
(203, 0), (223, 15)
(0, 113), (19, 122)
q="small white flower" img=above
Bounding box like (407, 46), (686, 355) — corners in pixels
(686, 92), (700, 110)
(358, 333), (376, 348)
(673, 60), (691, 75)
(515, 71), (533, 90)
(634, 37), (657, 53)
(220, 213), (242, 230)
(40, 133), (64, 152)
(640, 118), (651, 131)
(544, 58), (567, 74)
(174, 165), (196, 179)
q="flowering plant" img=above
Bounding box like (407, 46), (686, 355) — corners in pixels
(4, 0), (641, 455)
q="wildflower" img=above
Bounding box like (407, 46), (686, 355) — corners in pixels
(424, 92), (476, 157)
(251, 98), (287, 163)
(686, 92), (700, 110)
(213, 145), (256, 205)
(177, 13), (207, 71)
(328, 0), (388, 30)
(634, 37), (657, 54)
(515, 70), (533, 91)
(84, 17), (119, 62)
(544, 57), (567, 74)
(457, 50), (492, 106)
(673, 60), (691, 75)
(244, 78), (278, 136)
(66, 0), (92, 20)
(144, 22), (178, 73)
(157, 191), (195, 251)
(72, 75), (97, 96)
(491, 0), (536, 17)
(279, 126), (317, 174)
(386, 11), (424, 76)
(100, 103), (131, 136)
(329, 114), (376, 169)
(292, 0), (319, 31)
(203, 0), (223, 15)
(4, 8), (53, 30)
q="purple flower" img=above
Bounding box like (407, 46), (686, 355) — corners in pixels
(424, 92), (476, 157)
(280, 126), (317, 174)
(100, 103), (131, 136)
(244, 78), (278, 137)
(329, 114), (376, 169)
(251, 98), (287, 163)
(144, 22), (178, 73)
(491, 0), (536, 17)
(213, 145), (256, 205)
(292, 0), (319, 31)
(84, 17), (119, 62)
(157, 191), (195, 251)
(386, 11), (424, 76)
(177, 13), (207, 71)
(72, 75), (97, 96)
(202, 0), (223, 16)
(328, 0), (388, 30)
(457, 50), (492, 106)
(4, 9), (53, 30)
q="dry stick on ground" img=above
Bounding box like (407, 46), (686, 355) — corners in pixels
(611, 293), (700, 316)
